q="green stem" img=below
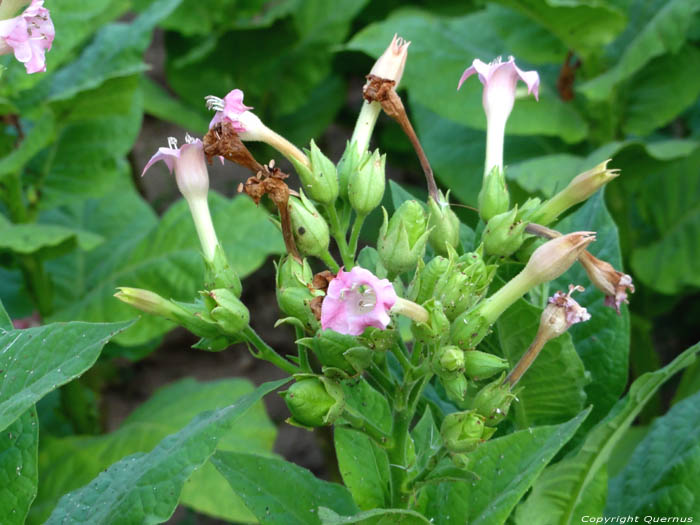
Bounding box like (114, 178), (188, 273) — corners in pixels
(348, 213), (366, 260)
(388, 409), (412, 508)
(294, 325), (312, 373)
(319, 250), (340, 273)
(367, 364), (396, 398)
(325, 205), (354, 268)
(393, 340), (414, 376)
(242, 326), (300, 375)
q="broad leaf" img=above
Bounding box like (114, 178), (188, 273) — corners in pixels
(46, 191), (284, 345)
(411, 406), (442, 475)
(140, 75), (209, 134)
(554, 192), (630, 429)
(0, 221), (102, 259)
(0, 320), (133, 431)
(516, 343), (700, 525)
(0, 407), (38, 525)
(45, 378), (288, 524)
(30, 377), (276, 524)
(334, 428), (391, 510)
(341, 377), (393, 435)
(211, 451), (359, 524)
(578, 0), (699, 101)
(348, 7), (588, 142)
(319, 507), (431, 524)
(495, 299), (588, 426)
(607, 388), (700, 518)
(420, 408), (590, 525)
(0, 108), (55, 180)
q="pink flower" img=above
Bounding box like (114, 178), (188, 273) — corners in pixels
(548, 285), (591, 327)
(321, 266), (398, 336)
(0, 0), (54, 74)
(458, 57), (539, 174)
(205, 89), (255, 133)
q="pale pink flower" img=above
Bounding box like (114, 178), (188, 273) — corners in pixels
(321, 266), (398, 336)
(458, 57), (539, 174)
(548, 285), (591, 327)
(578, 251), (635, 314)
(0, 0), (54, 74)
(204, 88), (267, 138)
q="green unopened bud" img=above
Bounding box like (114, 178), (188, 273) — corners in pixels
(451, 304), (490, 350)
(276, 255), (313, 290)
(298, 330), (372, 375)
(411, 299), (450, 346)
(377, 201), (430, 276)
(432, 345), (466, 379)
(472, 373), (517, 425)
(441, 410), (487, 454)
(442, 374), (468, 402)
(282, 377), (344, 428)
(348, 149), (385, 216)
(483, 207), (528, 257)
(464, 350), (509, 381)
(207, 288), (249, 335)
(288, 191), (330, 257)
(277, 286), (320, 332)
(115, 287), (184, 319)
(532, 159), (619, 225)
(204, 245), (242, 297)
(427, 194), (460, 256)
(336, 141), (364, 199)
(409, 256), (451, 304)
(478, 166), (509, 222)
(291, 140), (338, 205)
(170, 300), (226, 339)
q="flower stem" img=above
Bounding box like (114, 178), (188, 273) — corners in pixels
(260, 126), (310, 169)
(350, 101), (382, 154)
(325, 204), (354, 268)
(242, 325), (300, 375)
(319, 250), (340, 273)
(348, 213), (366, 260)
(506, 330), (547, 387)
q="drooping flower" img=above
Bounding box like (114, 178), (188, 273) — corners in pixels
(458, 57), (539, 175)
(142, 135), (221, 261)
(0, 0), (54, 74)
(321, 266), (398, 336)
(205, 89), (254, 134)
(578, 250), (635, 314)
(546, 285), (591, 329)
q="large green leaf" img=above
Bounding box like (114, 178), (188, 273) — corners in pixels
(554, 192), (630, 429)
(0, 320), (132, 432)
(45, 378), (288, 525)
(319, 507), (431, 524)
(211, 451), (359, 524)
(140, 75), (209, 134)
(0, 108), (55, 180)
(516, 343), (700, 525)
(0, 221), (102, 259)
(0, 406), (38, 525)
(46, 190), (284, 345)
(494, 299), (588, 426)
(493, 0), (626, 56)
(334, 428), (391, 510)
(420, 409), (590, 525)
(347, 7), (588, 142)
(606, 388), (700, 518)
(30, 377), (276, 524)
(578, 0), (700, 101)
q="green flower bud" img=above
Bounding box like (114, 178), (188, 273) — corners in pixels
(207, 288), (250, 335)
(377, 201), (430, 276)
(411, 299), (450, 346)
(408, 256), (451, 304)
(432, 345), (466, 379)
(451, 304), (490, 350)
(282, 377), (344, 428)
(276, 255), (313, 290)
(442, 374), (468, 402)
(472, 373), (517, 425)
(298, 330), (372, 375)
(483, 207), (528, 257)
(277, 286), (320, 332)
(204, 245), (242, 297)
(427, 194), (460, 256)
(441, 410), (487, 454)
(336, 140), (362, 199)
(478, 165), (509, 222)
(288, 191), (330, 257)
(464, 350), (509, 381)
(348, 149), (385, 216)
(291, 140), (338, 205)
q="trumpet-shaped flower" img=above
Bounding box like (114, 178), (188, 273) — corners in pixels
(0, 0), (54, 74)
(458, 57), (539, 175)
(321, 266), (397, 336)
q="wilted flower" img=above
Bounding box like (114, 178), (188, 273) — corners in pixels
(458, 56), (539, 175)
(142, 135), (220, 261)
(367, 33), (410, 86)
(321, 266), (397, 336)
(579, 251), (635, 314)
(0, 0), (54, 74)
(541, 285), (591, 339)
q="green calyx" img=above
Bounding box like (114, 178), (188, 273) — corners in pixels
(288, 191), (330, 257)
(450, 303), (491, 350)
(297, 330), (373, 376)
(204, 245), (242, 297)
(276, 255), (313, 290)
(472, 373), (518, 425)
(377, 200), (431, 276)
(464, 350), (509, 381)
(427, 193), (460, 256)
(348, 149), (385, 216)
(478, 165), (509, 222)
(441, 410), (488, 454)
(282, 376), (345, 428)
(432, 345), (466, 379)
(291, 139), (338, 205)
(483, 207), (528, 257)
